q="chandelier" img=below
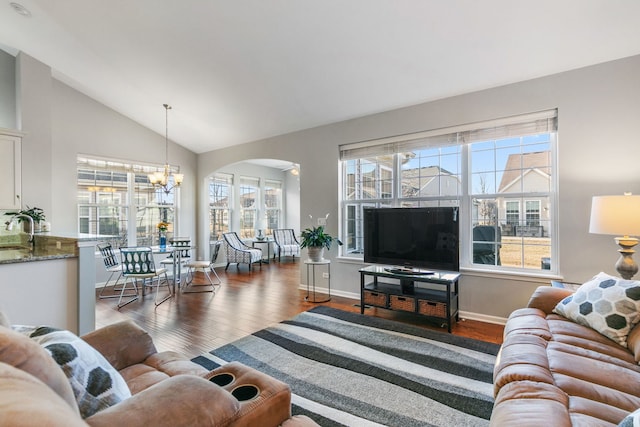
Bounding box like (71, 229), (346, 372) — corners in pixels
(148, 103), (184, 194)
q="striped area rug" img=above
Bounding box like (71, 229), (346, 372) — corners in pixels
(192, 306), (499, 427)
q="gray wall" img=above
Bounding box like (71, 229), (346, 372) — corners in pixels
(7, 52), (198, 242)
(198, 55), (640, 323)
(0, 49), (15, 129)
(4, 45), (640, 323)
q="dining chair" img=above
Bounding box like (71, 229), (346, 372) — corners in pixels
(159, 237), (191, 285)
(96, 242), (130, 299)
(119, 247), (171, 308)
(184, 240), (223, 292)
(272, 229), (300, 262)
(222, 232), (262, 271)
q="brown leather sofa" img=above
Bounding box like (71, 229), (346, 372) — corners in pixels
(0, 318), (318, 427)
(491, 286), (640, 426)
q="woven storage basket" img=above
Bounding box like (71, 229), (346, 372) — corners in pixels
(363, 290), (387, 307)
(389, 295), (415, 312)
(418, 299), (447, 318)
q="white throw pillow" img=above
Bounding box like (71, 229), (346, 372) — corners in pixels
(553, 272), (640, 347)
(14, 325), (131, 418)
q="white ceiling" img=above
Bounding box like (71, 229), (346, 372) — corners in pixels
(1, 0), (640, 154)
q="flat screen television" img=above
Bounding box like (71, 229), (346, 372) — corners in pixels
(363, 207), (459, 272)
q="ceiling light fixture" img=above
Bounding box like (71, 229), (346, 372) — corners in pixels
(148, 104), (184, 194)
(10, 2), (31, 17)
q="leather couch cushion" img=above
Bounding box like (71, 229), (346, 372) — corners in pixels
(0, 325), (78, 413)
(0, 362), (87, 427)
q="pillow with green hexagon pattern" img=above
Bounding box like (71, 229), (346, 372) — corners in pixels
(553, 272), (640, 347)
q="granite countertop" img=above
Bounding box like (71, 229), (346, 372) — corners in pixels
(0, 247), (77, 264)
(0, 232), (102, 264)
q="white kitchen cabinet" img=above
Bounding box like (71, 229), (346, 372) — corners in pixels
(0, 128), (22, 210)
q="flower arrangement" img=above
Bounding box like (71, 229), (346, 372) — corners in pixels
(157, 221), (170, 232)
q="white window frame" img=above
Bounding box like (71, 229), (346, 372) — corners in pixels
(339, 110), (558, 274)
(239, 176), (260, 239)
(77, 155), (179, 248)
(263, 179), (282, 235)
(209, 172), (233, 241)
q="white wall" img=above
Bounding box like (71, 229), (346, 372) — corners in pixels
(198, 55), (640, 321)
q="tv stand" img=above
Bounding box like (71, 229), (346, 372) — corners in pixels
(359, 265), (460, 332)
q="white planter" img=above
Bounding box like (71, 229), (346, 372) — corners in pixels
(307, 246), (325, 262)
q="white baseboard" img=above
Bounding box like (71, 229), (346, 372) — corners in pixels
(458, 311), (507, 325)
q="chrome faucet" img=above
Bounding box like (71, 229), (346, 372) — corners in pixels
(4, 214), (35, 243)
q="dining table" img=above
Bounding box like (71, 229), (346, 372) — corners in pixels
(152, 245), (194, 292)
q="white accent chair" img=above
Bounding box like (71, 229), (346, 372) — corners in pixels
(222, 232), (262, 271)
(272, 229), (301, 262)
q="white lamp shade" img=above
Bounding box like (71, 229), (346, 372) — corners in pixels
(589, 195), (640, 237)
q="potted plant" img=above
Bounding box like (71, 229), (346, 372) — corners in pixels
(300, 225), (342, 262)
(4, 206), (46, 233)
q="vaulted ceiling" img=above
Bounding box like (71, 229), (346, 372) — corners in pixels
(1, 0), (640, 154)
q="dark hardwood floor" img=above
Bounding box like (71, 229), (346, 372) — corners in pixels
(96, 261), (504, 359)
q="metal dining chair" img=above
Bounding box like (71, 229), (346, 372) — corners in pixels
(119, 247), (171, 308)
(159, 237), (192, 286)
(184, 240), (223, 293)
(96, 242), (129, 299)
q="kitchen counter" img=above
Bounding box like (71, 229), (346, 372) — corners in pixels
(0, 233), (99, 334)
(0, 234), (79, 264)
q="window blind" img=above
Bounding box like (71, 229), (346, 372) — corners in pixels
(339, 109), (557, 160)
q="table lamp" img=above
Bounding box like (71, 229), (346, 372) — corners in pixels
(589, 194), (640, 279)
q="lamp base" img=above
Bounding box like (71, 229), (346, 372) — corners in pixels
(614, 236), (639, 280)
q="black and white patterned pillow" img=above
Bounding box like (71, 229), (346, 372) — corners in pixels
(553, 272), (640, 347)
(619, 408), (640, 426)
(13, 325), (131, 418)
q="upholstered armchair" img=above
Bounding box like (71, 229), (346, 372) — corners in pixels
(222, 232), (263, 271)
(272, 229), (300, 262)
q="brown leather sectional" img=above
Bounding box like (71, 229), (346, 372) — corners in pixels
(0, 318), (318, 426)
(491, 286), (640, 426)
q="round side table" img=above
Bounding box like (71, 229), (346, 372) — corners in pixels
(304, 259), (331, 303)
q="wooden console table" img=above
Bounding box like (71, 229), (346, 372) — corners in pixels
(359, 265), (460, 332)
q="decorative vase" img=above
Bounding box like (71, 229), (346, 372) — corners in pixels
(256, 229), (265, 241)
(307, 246), (324, 262)
(159, 231), (167, 250)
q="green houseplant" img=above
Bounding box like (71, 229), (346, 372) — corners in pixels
(300, 225), (342, 262)
(4, 206), (46, 233)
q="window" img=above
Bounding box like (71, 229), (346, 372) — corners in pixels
(239, 176), (259, 238)
(506, 201), (519, 226)
(339, 110), (557, 273)
(264, 180), (282, 234)
(77, 156), (177, 248)
(209, 173), (232, 241)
